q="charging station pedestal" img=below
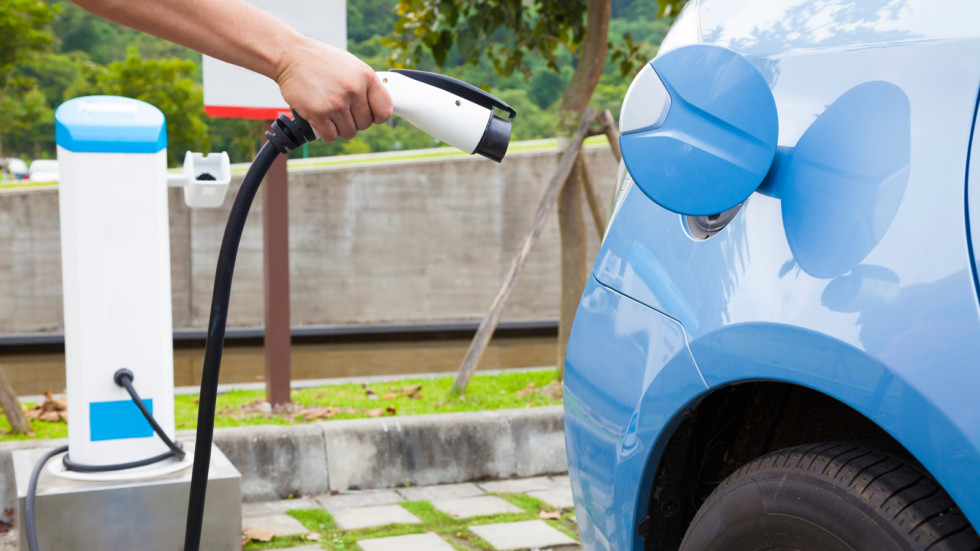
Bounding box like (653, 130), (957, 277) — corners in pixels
(14, 442), (241, 551)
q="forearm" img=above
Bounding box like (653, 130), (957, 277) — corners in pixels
(70, 0), (300, 81)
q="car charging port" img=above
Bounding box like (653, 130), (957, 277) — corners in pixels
(686, 202), (744, 239)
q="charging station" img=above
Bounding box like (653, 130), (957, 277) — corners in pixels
(15, 95), (240, 550)
(55, 95), (178, 468)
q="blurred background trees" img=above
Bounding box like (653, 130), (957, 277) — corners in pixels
(1, 0), (672, 165)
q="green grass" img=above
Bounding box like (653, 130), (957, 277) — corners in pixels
(0, 369), (562, 442)
(244, 492), (579, 551)
(0, 180), (57, 190)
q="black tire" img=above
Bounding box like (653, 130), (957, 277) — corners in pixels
(678, 442), (980, 551)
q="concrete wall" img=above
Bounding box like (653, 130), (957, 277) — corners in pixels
(0, 147), (617, 334)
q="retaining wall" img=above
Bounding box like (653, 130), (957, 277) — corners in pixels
(0, 147), (617, 334)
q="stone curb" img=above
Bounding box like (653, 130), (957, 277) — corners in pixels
(0, 406), (566, 509)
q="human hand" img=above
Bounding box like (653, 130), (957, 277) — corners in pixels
(275, 36), (393, 141)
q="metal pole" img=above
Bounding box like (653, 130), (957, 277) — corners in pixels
(263, 120), (292, 405)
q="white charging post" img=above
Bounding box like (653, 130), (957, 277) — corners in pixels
(55, 95), (178, 468)
(53, 96), (229, 470)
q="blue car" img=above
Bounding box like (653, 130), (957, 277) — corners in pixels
(564, 0), (980, 549)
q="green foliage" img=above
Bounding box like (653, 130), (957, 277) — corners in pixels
(384, 0), (588, 79)
(65, 48), (210, 166)
(3, 0), (676, 163)
(658, 0), (690, 18)
(0, 0), (60, 158)
(346, 0), (400, 44)
(0, 0), (58, 70)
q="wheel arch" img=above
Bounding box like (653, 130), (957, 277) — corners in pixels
(635, 324), (980, 549)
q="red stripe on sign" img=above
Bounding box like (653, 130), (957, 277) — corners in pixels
(205, 105), (292, 120)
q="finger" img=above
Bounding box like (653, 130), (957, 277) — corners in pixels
(314, 119), (339, 142)
(351, 99), (373, 131)
(334, 110), (358, 140)
(367, 79), (394, 124)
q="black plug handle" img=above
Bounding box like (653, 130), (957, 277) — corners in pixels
(391, 69), (517, 119)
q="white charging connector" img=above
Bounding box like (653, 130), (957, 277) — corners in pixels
(308, 70), (513, 162)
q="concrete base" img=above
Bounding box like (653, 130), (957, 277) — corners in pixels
(13, 441), (241, 551)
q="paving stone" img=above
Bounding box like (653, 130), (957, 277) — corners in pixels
(477, 476), (558, 494)
(549, 475), (571, 487)
(242, 498), (320, 518)
(279, 546), (325, 551)
(315, 489), (403, 511)
(432, 495), (523, 519)
(397, 482), (485, 501)
(470, 519), (577, 550)
(357, 532), (457, 551)
(331, 504), (423, 530)
(529, 487), (576, 509)
(242, 514), (309, 536)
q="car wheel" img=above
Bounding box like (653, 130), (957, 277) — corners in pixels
(678, 442), (980, 551)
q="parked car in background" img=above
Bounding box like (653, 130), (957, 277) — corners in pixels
(2, 158), (29, 181)
(28, 159), (59, 183)
(564, 0), (980, 549)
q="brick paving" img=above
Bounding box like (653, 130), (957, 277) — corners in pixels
(241, 475), (579, 550)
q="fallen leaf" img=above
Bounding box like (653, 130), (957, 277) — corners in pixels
(243, 528), (275, 542)
(402, 384), (422, 394)
(539, 510), (561, 520)
(386, 406), (397, 415)
(306, 532), (321, 541)
(367, 408), (385, 417)
(382, 393), (398, 400)
(407, 393), (422, 400)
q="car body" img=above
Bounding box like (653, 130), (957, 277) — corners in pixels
(28, 159), (59, 183)
(564, 0), (980, 549)
(2, 158), (29, 181)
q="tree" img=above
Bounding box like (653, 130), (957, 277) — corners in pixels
(66, 48), (211, 166)
(384, 0), (651, 384)
(0, 0), (60, 159)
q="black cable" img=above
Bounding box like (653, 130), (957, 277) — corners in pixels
(184, 111), (313, 551)
(62, 449), (179, 473)
(61, 368), (185, 472)
(24, 445), (68, 551)
(115, 369), (185, 460)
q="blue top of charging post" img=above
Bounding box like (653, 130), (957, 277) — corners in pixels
(56, 96), (167, 154)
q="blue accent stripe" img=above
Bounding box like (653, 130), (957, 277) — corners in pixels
(89, 399), (154, 441)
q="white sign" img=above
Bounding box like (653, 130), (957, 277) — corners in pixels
(203, 0), (346, 119)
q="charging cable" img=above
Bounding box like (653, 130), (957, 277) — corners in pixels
(183, 112), (313, 551)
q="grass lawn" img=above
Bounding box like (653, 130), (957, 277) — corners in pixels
(0, 369), (563, 443)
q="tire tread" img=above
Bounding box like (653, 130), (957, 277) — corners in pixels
(686, 442), (980, 551)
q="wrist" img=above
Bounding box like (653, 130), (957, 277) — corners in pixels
(271, 31), (310, 83)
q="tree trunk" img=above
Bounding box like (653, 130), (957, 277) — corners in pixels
(555, 0), (612, 378)
(0, 366), (32, 436)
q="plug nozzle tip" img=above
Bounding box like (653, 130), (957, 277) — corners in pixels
(475, 115), (511, 163)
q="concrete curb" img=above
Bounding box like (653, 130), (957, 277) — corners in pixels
(0, 406), (566, 508)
